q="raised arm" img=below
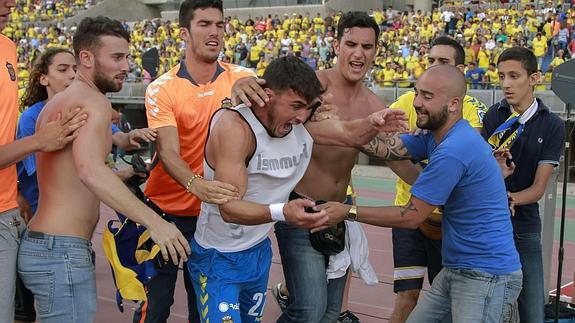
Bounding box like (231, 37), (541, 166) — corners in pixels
(211, 111), (327, 229)
(72, 97), (189, 264)
(305, 108), (408, 147)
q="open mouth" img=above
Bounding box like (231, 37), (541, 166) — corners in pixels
(349, 61), (364, 71)
(206, 40), (219, 47)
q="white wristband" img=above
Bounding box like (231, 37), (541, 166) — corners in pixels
(269, 203), (286, 222)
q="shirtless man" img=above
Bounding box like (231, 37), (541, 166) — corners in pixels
(16, 17), (189, 323)
(232, 11), (388, 323)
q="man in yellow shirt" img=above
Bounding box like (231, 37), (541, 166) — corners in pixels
(484, 62), (499, 89)
(383, 62), (396, 87)
(532, 33), (548, 68)
(388, 36), (487, 323)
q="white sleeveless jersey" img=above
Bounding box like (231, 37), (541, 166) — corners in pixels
(194, 104), (313, 252)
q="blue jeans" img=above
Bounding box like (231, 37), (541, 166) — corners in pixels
(0, 208), (24, 323)
(18, 230), (97, 323)
(407, 267), (523, 323)
(274, 222), (347, 323)
(514, 232), (544, 323)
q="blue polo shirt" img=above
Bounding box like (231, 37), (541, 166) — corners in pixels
(401, 120), (521, 275)
(482, 98), (565, 234)
(17, 101), (122, 213)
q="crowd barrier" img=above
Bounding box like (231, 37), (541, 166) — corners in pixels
(109, 82), (569, 115)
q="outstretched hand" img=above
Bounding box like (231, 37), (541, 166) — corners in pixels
(369, 108), (409, 134)
(127, 128), (158, 149)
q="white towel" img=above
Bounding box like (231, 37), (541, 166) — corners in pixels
(326, 221), (379, 286)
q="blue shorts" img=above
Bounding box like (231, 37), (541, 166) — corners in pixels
(188, 238), (272, 323)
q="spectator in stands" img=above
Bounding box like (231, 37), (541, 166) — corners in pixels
(532, 32), (548, 69)
(465, 61), (485, 89)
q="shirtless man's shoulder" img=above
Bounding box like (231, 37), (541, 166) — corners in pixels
(38, 81), (110, 127)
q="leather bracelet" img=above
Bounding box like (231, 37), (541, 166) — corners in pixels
(185, 174), (203, 192)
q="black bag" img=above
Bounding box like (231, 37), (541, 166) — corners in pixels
(309, 224), (346, 256)
(288, 192), (346, 256)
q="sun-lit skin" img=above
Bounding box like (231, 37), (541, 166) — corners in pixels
(334, 27), (377, 84)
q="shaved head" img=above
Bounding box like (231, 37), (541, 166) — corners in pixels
(420, 64), (467, 101)
(413, 64), (467, 132)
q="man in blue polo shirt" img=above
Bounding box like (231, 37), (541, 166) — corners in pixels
(482, 47), (565, 323)
(314, 64), (522, 322)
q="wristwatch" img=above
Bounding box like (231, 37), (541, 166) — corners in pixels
(346, 205), (358, 222)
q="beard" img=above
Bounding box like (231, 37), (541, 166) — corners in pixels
(93, 59), (123, 93)
(416, 104), (449, 131)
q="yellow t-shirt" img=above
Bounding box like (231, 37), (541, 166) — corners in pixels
(532, 38), (547, 57)
(382, 68), (395, 87)
(484, 69), (499, 86)
(390, 91), (487, 206)
(477, 50), (490, 70)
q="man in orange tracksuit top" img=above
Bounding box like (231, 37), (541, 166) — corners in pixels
(133, 1), (255, 322)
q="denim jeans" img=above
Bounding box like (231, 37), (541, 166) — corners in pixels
(18, 230), (97, 323)
(407, 267), (523, 323)
(274, 222), (347, 323)
(514, 232), (544, 323)
(0, 208), (24, 323)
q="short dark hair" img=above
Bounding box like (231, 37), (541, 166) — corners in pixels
(179, 0), (223, 29)
(431, 36), (465, 66)
(497, 47), (538, 75)
(73, 16), (130, 58)
(336, 11), (380, 42)
(263, 56), (324, 104)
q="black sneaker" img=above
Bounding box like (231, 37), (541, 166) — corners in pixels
(338, 310), (361, 323)
(272, 282), (289, 312)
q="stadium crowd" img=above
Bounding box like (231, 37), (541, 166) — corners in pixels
(3, 1), (575, 99)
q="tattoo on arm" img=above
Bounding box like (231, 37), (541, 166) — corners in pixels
(399, 200), (418, 217)
(360, 133), (411, 160)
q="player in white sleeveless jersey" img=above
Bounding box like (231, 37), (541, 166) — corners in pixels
(188, 56), (407, 323)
